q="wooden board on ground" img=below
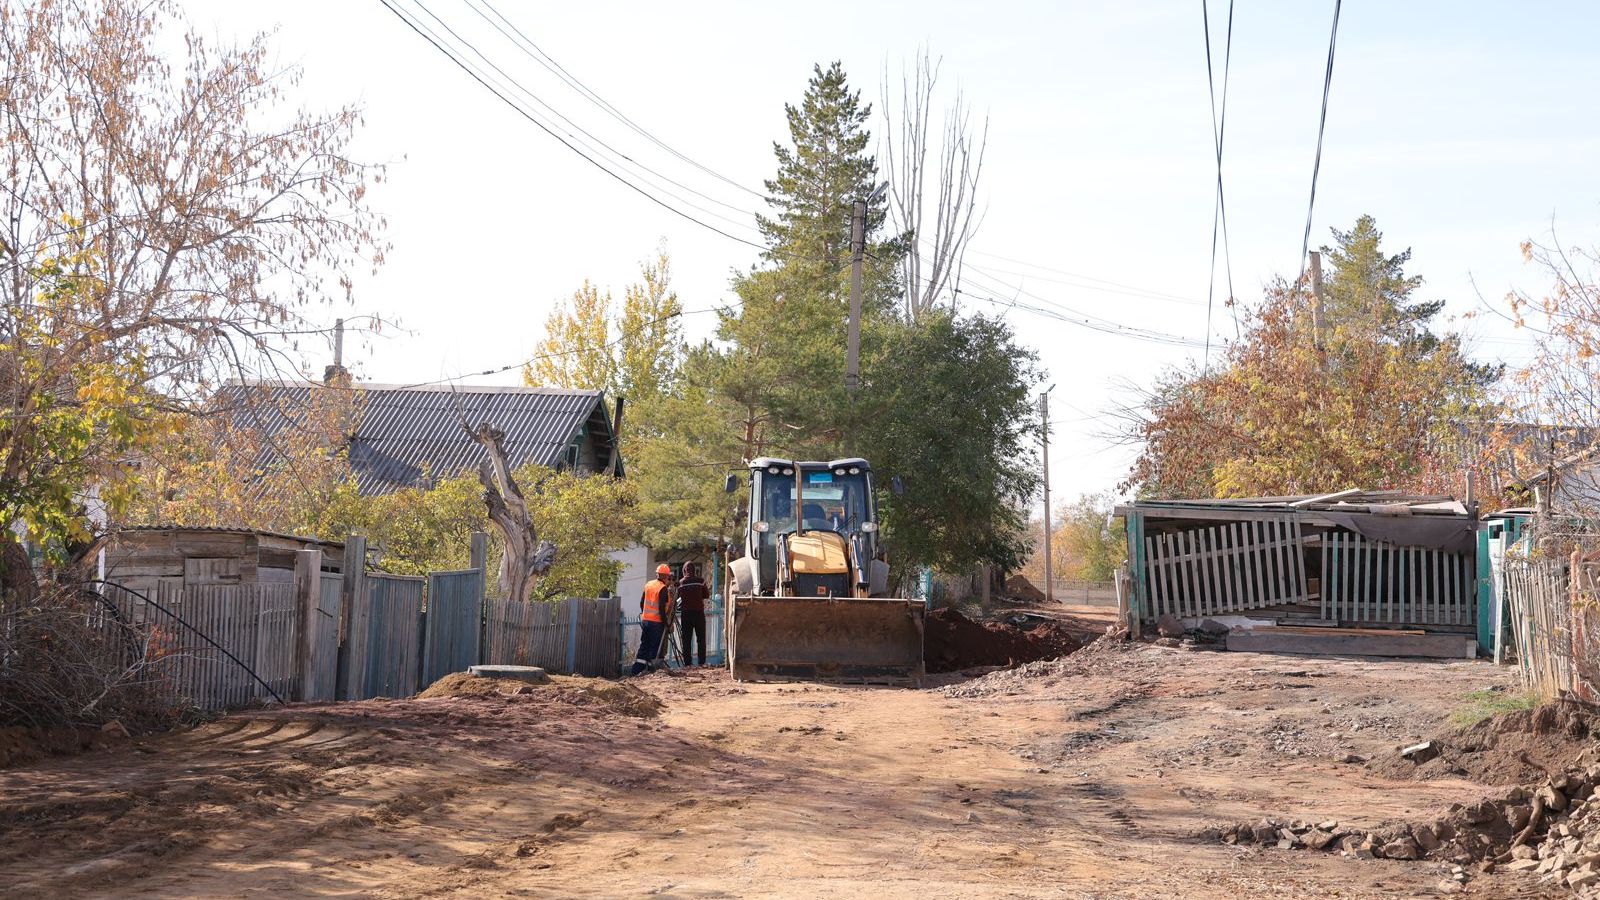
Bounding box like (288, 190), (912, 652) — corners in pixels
(1226, 627), (1476, 659)
(1265, 625), (1426, 636)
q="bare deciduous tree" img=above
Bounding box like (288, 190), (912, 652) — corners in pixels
(882, 49), (988, 322)
(0, 0), (385, 593)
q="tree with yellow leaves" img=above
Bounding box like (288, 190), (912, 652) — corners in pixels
(0, 0), (384, 595)
(1126, 217), (1495, 500)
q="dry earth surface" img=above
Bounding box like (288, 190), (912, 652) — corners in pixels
(0, 612), (1562, 899)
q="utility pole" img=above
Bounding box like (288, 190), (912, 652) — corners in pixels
(1040, 389), (1055, 605)
(846, 198), (866, 396)
(1309, 251), (1326, 350)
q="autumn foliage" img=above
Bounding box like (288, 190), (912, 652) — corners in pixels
(1126, 217), (1495, 500)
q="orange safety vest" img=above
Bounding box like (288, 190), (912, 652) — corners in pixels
(642, 579), (669, 623)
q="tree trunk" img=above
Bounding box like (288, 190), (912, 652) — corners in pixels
(0, 530), (39, 605)
(466, 423), (544, 602)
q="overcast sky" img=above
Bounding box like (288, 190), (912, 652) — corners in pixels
(183, 0), (1600, 505)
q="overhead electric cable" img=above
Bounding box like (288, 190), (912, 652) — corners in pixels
(377, 0), (767, 251)
(1297, 0), (1343, 284)
(1201, 0), (1238, 359)
(403, 0), (762, 233)
(468, 0), (768, 200)
(381, 0), (1213, 347)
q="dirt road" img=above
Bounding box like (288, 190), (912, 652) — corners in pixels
(1, 640), (1550, 898)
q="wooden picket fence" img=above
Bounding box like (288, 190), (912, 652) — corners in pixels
(1321, 532), (1475, 626)
(1143, 519), (1308, 619)
(1503, 558), (1574, 698)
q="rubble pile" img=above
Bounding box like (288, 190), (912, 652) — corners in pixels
(1217, 764), (1600, 894)
(1151, 613), (1230, 650)
(942, 627), (1132, 698)
(924, 608), (1082, 674)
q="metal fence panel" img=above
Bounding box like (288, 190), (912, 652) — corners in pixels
(421, 569), (482, 688)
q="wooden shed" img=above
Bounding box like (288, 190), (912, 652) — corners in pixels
(93, 527), (345, 594)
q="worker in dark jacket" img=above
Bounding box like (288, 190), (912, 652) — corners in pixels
(630, 564), (674, 676)
(676, 561), (709, 667)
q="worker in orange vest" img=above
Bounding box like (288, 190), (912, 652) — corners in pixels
(630, 563), (674, 676)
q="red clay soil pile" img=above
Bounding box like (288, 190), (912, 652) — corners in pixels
(418, 672), (663, 718)
(1370, 701), (1596, 785)
(925, 608), (1081, 674)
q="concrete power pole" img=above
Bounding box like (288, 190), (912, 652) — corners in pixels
(1309, 251), (1326, 350)
(1040, 390), (1055, 605)
(846, 199), (866, 396)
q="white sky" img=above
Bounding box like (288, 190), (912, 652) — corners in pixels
(181, 0), (1600, 506)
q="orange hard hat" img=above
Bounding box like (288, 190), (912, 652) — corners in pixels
(656, 563), (672, 576)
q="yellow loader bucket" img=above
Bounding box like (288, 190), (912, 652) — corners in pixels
(728, 595), (926, 686)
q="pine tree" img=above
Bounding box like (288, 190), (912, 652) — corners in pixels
(757, 61), (885, 268)
(716, 61), (899, 460)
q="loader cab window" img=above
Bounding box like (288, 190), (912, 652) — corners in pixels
(755, 467), (871, 535)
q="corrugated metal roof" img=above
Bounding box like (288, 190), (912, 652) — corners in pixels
(219, 382), (616, 495)
(96, 525), (345, 549)
(1117, 490), (1470, 518)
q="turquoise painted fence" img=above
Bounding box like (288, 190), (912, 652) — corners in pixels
(420, 569), (483, 689)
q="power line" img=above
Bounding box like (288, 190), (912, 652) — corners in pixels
(401, 0), (762, 235)
(959, 248), (1201, 304)
(952, 259), (1204, 307)
(467, 0), (767, 201)
(381, 0), (1214, 347)
(956, 265), (1206, 347)
(955, 287), (1206, 348)
(1297, 0), (1343, 284)
(376, 0), (768, 251)
(1202, 0), (1238, 359)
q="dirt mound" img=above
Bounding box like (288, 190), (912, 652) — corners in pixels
(0, 725), (128, 769)
(419, 672), (522, 699)
(557, 677), (663, 719)
(417, 672), (662, 718)
(1371, 700), (1598, 785)
(925, 608), (1081, 674)
(1004, 574), (1047, 604)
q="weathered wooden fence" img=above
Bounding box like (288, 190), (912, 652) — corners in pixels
(306, 573), (342, 702)
(1143, 519), (1308, 618)
(1504, 557), (1576, 698)
(421, 569), (483, 689)
(103, 582), (301, 709)
(91, 532), (647, 710)
(484, 596), (623, 677)
(356, 574), (424, 699)
(1321, 533), (1475, 626)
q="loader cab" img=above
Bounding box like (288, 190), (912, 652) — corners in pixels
(741, 457), (879, 594)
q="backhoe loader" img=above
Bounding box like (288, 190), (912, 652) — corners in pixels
(722, 457), (926, 685)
